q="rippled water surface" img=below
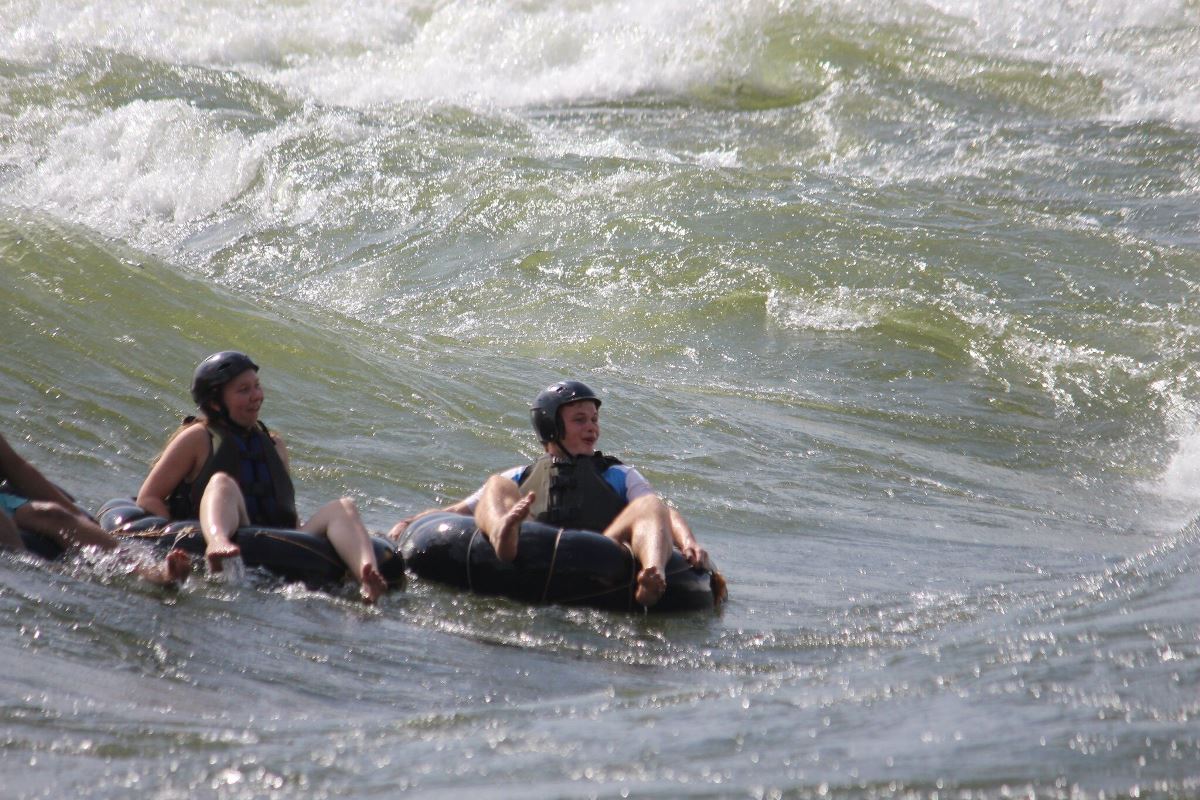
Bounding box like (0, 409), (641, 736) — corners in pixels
(3, 1), (1200, 797)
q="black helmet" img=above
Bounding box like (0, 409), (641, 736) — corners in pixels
(191, 351), (259, 407)
(530, 380), (601, 444)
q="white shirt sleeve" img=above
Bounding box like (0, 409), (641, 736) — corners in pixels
(462, 463), (656, 511)
(621, 465), (655, 502)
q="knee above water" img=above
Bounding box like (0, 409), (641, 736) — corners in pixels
(334, 496), (361, 520)
(207, 472), (240, 492)
(626, 494), (669, 517)
(22, 500), (74, 520)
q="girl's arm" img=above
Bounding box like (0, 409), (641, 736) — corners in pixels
(136, 425), (208, 518)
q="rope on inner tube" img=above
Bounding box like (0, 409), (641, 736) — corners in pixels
(466, 526), (481, 593)
(548, 583), (636, 607)
(623, 542), (638, 612)
(540, 528), (564, 604)
(171, 523), (200, 549)
(259, 531), (343, 569)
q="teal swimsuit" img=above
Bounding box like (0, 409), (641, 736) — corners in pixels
(0, 491), (30, 517)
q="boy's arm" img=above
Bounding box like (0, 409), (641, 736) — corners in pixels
(0, 434), (76, 506)
(667, 506), (708, 569)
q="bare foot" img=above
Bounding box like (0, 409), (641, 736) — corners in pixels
(359, 562), (387, 604)
(134, 548), (193, 587)
(205, 537), (241, 573)
(166, 548), (192, 583)
(634, 565), (667, 607)
(493, 493), (534, 562)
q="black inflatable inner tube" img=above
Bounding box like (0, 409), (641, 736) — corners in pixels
(97, 498), (405, 590)
(399, 512), (719, 613)
(18, 529), (65, 560)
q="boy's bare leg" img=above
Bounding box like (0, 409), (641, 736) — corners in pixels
(14, 501), (113, 549)
(602, 495), (673, 607)
(13, 502), (190, 586)
(473, 475), (534, 562)
(132, 548), (193, 586)
(0, 511), (22, 550)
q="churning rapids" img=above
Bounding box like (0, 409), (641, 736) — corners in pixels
(3, 1), (1200, 798)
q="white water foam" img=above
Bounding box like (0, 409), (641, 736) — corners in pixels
(823, 0), (1200, 127)
(1161, 430), (1200, 501)
(766, 287), (882, 332)
(277, 0), (771, 109)
(1, 0), (770, 109)
(0, 0), (415, 68)
(5, 0), (1196, 123)
(12, 100), (265, 243)
(6, 100), (358, 253)
(1152, 379), (1200, 505)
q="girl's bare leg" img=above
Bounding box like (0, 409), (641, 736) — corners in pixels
(198, 473), (249, 572)
(303, 498), (387, 604)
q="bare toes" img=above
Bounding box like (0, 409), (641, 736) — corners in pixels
(206, 544), (241, 574)
(360, 562), (387, 604)
(166, 549), (192, 582)
(635, 566), (667, 607)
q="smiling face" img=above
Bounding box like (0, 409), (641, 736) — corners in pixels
(214, 368), (263, 428)
(554, 399), (600, 457)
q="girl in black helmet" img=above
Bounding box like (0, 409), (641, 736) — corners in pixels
(137, 351), (388, 603)
(400, 380), (715, 608)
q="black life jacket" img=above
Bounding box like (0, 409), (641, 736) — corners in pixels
(516, 452), (626, 532)
(168, 420), (299, 528)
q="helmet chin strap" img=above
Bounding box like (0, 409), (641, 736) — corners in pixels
(549, 409), (576, 462)
(551, 437), (576, 462)
(208, 398), (250, 434)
